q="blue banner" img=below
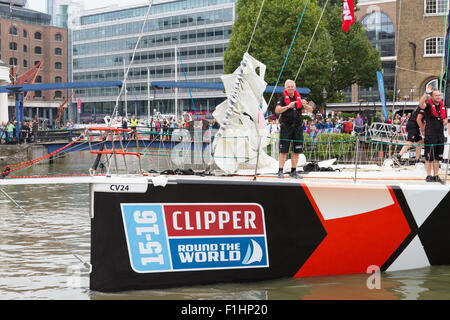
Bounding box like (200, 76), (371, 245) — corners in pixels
(377, 71), (388, 120)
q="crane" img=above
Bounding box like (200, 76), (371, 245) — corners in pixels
(10, 61), (43, 103)
(56, 91), (76, 128)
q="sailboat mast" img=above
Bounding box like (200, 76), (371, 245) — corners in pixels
(175, 45), (178, 122)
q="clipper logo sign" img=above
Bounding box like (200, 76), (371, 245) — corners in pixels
(121, 203), (269, 273)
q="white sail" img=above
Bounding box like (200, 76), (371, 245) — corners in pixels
(212, 53), (278, 174)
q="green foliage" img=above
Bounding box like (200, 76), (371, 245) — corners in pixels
(304, 133), (356, 160)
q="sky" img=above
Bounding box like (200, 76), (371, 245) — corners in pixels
(28, 0), (149, 12)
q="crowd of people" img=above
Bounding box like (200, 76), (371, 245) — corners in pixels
(268, 112), (367, 138)
(0, 119), (38, 145)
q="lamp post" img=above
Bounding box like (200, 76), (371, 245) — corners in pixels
(322, 88), (328, 118)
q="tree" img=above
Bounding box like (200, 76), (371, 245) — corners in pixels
(223, 0), (381, 111)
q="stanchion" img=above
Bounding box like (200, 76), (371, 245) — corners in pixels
(253, 135), (262, 181)
(445, 141), (450, 184)
(354, 135), (359, 183)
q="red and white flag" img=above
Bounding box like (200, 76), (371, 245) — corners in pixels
(342, 0), (355, 33)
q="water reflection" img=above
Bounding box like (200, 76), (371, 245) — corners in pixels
(0, 152), (450, 299)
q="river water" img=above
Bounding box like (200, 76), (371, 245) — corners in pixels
(1, 151), (450, 300)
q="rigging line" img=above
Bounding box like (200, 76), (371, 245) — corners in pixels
(246, 0), (266, 53)
(111, 0), (154, 121)
(439, 5), (449, 92)
(395, 66), (437, 77)
(268, 0), (311, 108)
(177, 48), (199, 120)
(294, 0), (329, 83)
(1, 135), (84, 176)
(391, 0), (402, 117)
(444, 23), (450, 101)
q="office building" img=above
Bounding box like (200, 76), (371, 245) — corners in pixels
(71, 0), (236, 122)
(0, 0), (68, 122)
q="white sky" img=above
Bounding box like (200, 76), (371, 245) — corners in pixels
(28, 0), (150, 12)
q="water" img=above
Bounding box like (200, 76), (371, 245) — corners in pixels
(1, 151), (450, 300)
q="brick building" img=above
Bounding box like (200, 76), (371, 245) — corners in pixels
(395, 0), (448, 101)
(0, 1), (68, 124)
(330, 0), (448, 113)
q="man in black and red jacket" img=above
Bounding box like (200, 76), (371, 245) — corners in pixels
(275, 79), (314, 179)
(417, 85), (449, 182)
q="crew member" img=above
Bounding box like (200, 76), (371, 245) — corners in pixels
(417, 86), (448, 182)
(394, 107), (424, 165)
(130, 114), (139, 139)
(275, 79), (313, 179)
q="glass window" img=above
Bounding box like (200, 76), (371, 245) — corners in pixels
(34, 32), (42, 40)
(34, 46), (42, 54)
(9, 42), (18, 51)
(361, 12), (395, 57)
(55, 48), (63, 56)
(9, 26), (18, 35)
(55, 76), (63, 83)
(424, 37), (444, 56)
(425, 0), (449, 14)
(55, 33), (62, 41)
(55, 62), (63, 69)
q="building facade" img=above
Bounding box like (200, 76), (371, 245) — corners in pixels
(0, 1), (68, 123)
(71, 0), (236, 122)
(337, 0), (448, 114)
(396, 0), (448, 101)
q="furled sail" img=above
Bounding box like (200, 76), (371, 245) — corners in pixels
(212, 53), (279, 174)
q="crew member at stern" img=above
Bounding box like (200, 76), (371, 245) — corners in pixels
(275, 79), (314, 179)
(417, 85), (449, 183)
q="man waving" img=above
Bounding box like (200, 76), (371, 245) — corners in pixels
(417, 85), (448, 182)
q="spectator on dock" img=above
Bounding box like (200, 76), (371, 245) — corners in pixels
(354, 114), (365, 135)
(32, 118), (39, 142)
(0, 122), (6, 144)
(122, 117), (129, 140)
(20, 122), (31, 143)
(324, 118), (333, 133)
(130, 114), (138, 140)
(66, 119), (74, 142)
(6, 121), (15, 143)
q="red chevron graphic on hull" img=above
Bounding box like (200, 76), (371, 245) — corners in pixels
(295, 185), (411, 277)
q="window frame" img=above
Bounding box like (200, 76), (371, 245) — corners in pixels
(34, 46), (43, 55)
(424, 0), (449, 15)
(424, 36), (444, 57)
